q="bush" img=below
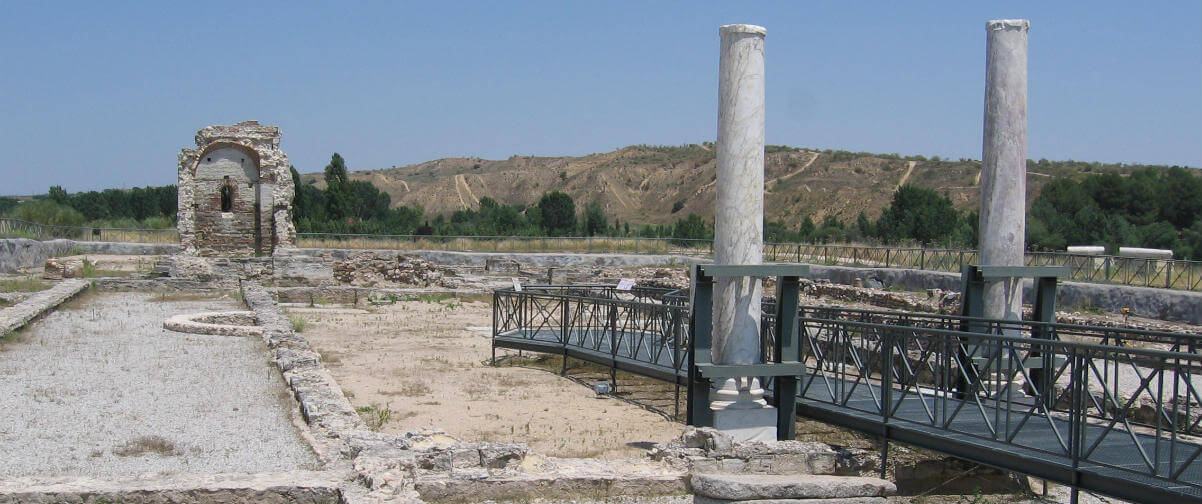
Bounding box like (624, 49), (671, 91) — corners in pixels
(9, 200), (86, 228)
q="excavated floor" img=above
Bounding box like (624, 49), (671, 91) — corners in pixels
(0, 291), (317, 477)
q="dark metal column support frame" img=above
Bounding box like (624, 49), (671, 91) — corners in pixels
(958, 265), (1069, 407)
(686, 263), (810, 440)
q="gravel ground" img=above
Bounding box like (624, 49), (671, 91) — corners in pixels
(0, 291), (317, 477)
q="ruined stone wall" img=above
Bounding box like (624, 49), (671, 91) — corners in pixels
(177, 121), (294, 257)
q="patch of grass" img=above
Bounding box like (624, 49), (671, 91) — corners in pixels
(416, 292), (453, 303)
(0, 277), (50, 293)
(113, 435), (180, 457)
(494, 373), (533, 388)
(356, 403), (394, 431)
(289, 314), (308, 332)
(464, 382), (490, 400)
(382, 381), (431, 397)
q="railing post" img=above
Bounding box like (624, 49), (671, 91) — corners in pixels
(773, 274), (801, 441)
(609, 301), (618, 390)
(687, 265), (715, 428)
(880, 326), (895, 478)
(561, 296), (570, 375)
(920, 249), (926, 270)
(885, 249), (891, 268)
(1166, 261), (1173, 289)
(490, 291), (498, 365)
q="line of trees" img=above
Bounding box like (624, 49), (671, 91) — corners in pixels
(1028, 167), (1202, 259)
(4, 152), (1199, 259)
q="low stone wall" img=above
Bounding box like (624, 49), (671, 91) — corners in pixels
(162, 311), (263, 338)
(0, 471), (342, 504)
(293, 247), (703, 268)
(0, 238), (179, 273)
(0, 279), (89, 337)
(808, 264), (1202, 325)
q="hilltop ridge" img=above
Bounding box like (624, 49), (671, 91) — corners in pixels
(303, 144), (1172, 225)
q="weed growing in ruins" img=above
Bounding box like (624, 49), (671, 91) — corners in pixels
(113, 435), (180, 457)
(80, 257), (97, 277)
(356, 403), (394, 430)
(464, 382), (490, 400)
(397, 381), (431, 397)
(289, 314), (308, 332)
(416, 292), (453, 303)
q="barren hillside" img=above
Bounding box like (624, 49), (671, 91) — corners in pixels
(302, 145), (1132, 225)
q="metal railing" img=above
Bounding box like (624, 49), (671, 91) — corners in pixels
(0, 218), (178, 244)
(797, 316), (1202, 501)
(491, 285), (1202, 502)
(768, 243), (1202, 291)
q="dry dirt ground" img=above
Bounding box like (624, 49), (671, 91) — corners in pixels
(290, 296), (685, 459)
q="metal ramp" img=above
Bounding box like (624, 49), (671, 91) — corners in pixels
(492, 284), (1202, 503)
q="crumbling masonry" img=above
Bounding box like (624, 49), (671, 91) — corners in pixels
(177, 121), (295, 256)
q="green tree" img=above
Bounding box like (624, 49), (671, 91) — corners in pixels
(324, 153), (353, 220)
(1159, 167), (1202, 228)
(583, 200), (607, 236)
(875, 185), (959, 245)
(537, 191), (576, 236)
(799, 216), (816, 241)
(47, 185), (69, 204)
(671, 213), (709, 243)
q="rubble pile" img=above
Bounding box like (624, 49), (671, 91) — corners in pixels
(333, 252), (450, 287)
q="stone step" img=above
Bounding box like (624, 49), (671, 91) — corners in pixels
(691, 474), (895, 502)
(414, 458), (688, 502)
(695, 497), (887, 504)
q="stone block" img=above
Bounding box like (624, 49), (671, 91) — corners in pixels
(479, 442), (527, 468)
(693, 496), (887, 504)
(712, 407), (777, 443)
(485, 258), (521, 273)
(42, 257), (83, 279)
(690, 474), (896, 501)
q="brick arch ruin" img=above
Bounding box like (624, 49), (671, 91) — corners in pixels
(177, 121), (295, 256)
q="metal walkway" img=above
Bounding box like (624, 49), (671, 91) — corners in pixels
(492, 285), (1202, 504)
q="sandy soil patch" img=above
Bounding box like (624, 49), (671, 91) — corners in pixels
(293, 297), (684, 459)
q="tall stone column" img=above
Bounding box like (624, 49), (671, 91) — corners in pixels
(979, 19), (1028, 324)
(712, 24), (775, 442)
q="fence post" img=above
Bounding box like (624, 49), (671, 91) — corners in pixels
(920, 249), (926, 270)
(885, 249), (891, 268)
(1166, 261), (1173, 289)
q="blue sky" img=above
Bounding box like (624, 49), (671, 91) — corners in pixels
(1, 2), (1198, 194)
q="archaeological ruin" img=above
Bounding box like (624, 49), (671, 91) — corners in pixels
(0, 18), (1200, 504)
(177, 120), (295, 257)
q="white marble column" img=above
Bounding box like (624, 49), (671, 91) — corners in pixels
(712, 23), (774, 442)
(979, 19), (1028, 324)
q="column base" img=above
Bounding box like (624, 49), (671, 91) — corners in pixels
(712, 405), (777, 442)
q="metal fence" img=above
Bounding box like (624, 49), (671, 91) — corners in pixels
(492, 285), (1202, 502)
(768, 243), (1202, 291)
(0, 218), (177, 243)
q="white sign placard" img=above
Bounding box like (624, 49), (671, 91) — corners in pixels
(512, 278), (522, 292)
(616, 278), (636, 291)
